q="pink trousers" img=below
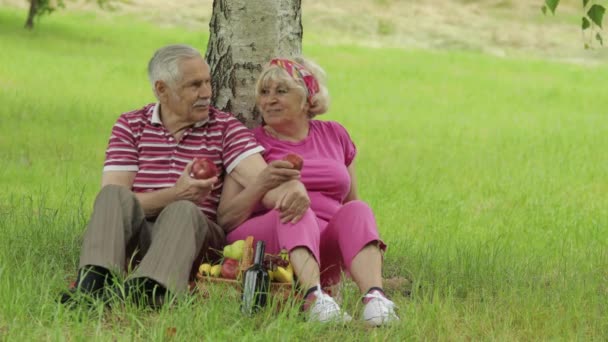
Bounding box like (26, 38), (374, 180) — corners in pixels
(226, 200), (385, 287)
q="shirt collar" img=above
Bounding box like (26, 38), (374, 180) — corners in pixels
(150, 103), (211, 128)
(150, 103), (162, 125)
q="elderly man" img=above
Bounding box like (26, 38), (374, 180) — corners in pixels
(61, 44), (309, 307)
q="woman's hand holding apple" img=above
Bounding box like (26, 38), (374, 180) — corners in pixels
(255, 160), (301, 193)
(283, 153), (303, 170)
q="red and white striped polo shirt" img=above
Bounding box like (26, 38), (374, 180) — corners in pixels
(103, 103), (264, 221)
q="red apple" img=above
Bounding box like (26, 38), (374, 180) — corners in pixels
(283, 153), (303, 171)
(191, 157), (218, 179)
(221, 258), (240, 279)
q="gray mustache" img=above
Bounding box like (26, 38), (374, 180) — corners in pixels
(194, 100), (210, 107)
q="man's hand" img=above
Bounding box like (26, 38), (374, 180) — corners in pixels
(174, 160), (218, 202)
(269, 180), (310, 224)
(255, 160), (301, 193)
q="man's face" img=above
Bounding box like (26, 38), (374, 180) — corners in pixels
(159, 57), (212, 124)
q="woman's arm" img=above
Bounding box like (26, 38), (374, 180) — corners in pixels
(344, 162), (359, 203)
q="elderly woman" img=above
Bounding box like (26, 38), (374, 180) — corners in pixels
(217, 57), (398, 326)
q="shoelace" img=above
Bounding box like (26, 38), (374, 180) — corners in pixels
(312, 290), (340, 313)
(364, 291), (397, 311)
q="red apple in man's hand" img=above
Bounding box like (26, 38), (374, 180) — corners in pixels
(191, 157), (218, 179)
(283, 153), (303, 171)
(221, 258), (240, 279)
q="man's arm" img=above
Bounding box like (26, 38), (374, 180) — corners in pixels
(229, 153), (297, 208)
(101, 171), (136, 189)
(102, 161), (218, 217)
(228, 154), (272, 201)
(101, 171), (179, 217)
(217, 154), (309, 230)
(217, 175), (264, 232)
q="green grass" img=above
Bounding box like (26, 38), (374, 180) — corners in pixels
(1, 7), (608, 340)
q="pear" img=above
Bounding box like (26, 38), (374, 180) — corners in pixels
(210, 264), (222, 277)
(198, 263), (212, 276)
(223, 240), (245, 260)
(223, 245), (234, 258)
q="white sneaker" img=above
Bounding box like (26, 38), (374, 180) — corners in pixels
(307, 288), (352, 323)
(362, 290), (400, 326)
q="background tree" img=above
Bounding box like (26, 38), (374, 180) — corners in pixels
(205, 0), (302, 127)
(542, 0), (606, 47)
(25, 0), (111, 30)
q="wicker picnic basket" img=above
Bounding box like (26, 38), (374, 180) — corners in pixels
(194, 236), (294, 299)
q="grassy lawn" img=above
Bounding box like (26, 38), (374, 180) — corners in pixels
(1, 7), (608, 340)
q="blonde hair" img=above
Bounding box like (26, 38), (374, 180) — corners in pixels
(255, 57), (330, 117)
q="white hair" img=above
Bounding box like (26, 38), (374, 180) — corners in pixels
(147, 44), (202, 98)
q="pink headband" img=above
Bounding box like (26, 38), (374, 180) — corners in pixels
(269, 58), (320, 105)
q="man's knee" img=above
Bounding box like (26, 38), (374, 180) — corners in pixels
(159, 200), (210, 239)
(97, 184), (134, 202)
(163, 200), (200, 216)
(165, 200), (199, 213)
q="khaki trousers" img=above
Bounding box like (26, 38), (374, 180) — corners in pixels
(79, 185), (224, 293)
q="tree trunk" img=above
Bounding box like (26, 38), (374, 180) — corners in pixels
(25, 0), (38, 30)
(205, 0), (302, 128)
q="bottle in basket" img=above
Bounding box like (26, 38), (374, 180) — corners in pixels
(241, 240), (270, 315)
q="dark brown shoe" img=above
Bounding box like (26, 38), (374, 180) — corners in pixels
(121, 277), (168, 310)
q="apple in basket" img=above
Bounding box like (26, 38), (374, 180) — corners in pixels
(221, 258), (240, 279)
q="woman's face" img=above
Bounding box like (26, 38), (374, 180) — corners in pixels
(258, 79), (308, 128)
